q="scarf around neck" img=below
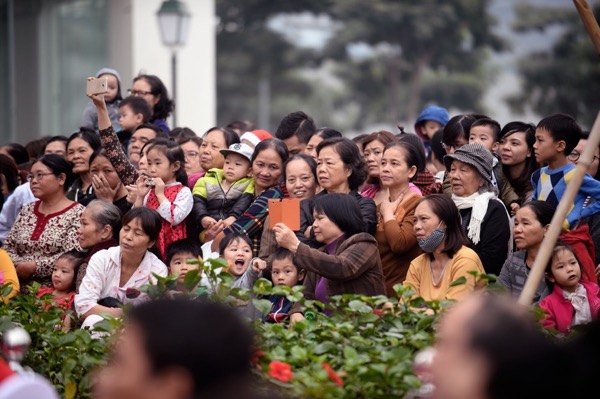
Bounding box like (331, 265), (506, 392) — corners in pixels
(452, 191), (495, 245)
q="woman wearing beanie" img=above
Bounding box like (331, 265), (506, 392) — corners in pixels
(444, 143), (511, 276)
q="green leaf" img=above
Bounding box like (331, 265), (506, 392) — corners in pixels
(290, 346), (308, 360)
(253, 299), (273, 316)
(348, 300), (372, 313)
(449, 276), (467, 287)
(416, 315), (436, 331)
(313, 341), (336, 355)
(58, 334), (77, 346)
(183, 269), (201, 292)
(209, 257), (229, 270)
(343, 346), (358, 360)
(252, 278), (273, 295)
(218, 272), (235, 287)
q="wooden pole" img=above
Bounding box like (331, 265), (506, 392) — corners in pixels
(518, 0), (600, 306)
(573, 0), (600, 55)
(518, 111), (600, 306)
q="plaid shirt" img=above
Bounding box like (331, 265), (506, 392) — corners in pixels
(224, 185), (285, 255)
(413, 170), (441, 196)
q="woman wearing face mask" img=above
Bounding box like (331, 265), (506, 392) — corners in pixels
(403, 194), (485, 303)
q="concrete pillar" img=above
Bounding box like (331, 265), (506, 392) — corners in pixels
(126, 0), (216, 133)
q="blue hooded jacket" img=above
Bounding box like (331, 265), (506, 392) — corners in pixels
(414, 105), (450, 141)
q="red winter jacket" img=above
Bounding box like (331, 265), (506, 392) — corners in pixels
(539, 281), (600, 334)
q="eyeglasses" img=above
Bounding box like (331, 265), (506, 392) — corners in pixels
(127, 89), (154, 97)
(184, 151), (199, 159)
(568, 150), (600, 163)
(27, 172), (55, 182)
(441, 142), (466, 152)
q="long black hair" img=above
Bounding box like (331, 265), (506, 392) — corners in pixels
(500, 121), (538, 202)
(133, 74), (174, 121)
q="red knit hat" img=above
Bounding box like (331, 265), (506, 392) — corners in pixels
(251, 129), (272, 141)
(240, 129), (273, 147)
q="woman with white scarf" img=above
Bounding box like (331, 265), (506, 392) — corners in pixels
(444, 144), (511, 276)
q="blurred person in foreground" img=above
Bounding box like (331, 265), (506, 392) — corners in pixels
(430, 292), (571, 399)
(93, 299), (278, 399)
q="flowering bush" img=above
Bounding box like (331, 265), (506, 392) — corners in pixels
(0, 257), (455, 398)
(144, 258), (447, 398)
(249, 281), (444, 398)
(0, 283), (118, 399)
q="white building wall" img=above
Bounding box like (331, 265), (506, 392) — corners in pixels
(116, 0), (216, 133)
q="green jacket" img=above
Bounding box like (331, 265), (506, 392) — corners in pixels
(191, 168), (254, 221)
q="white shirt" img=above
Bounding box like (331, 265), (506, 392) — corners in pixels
(75, 246), (168, 317)
(564, 283), (593, 327)
(0, 183), (37, 243)
(142, 182), (193, 225)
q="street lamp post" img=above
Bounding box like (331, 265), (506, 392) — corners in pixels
(156, 0), (191, 128)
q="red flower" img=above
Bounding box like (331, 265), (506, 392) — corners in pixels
(251, 349), (265, 367)
(373, 309), (384, 316)
(322, 363), (343, 387)
(268, 361), (294, 382)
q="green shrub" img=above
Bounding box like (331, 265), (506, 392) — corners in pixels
(0, 257), (452, 398)
(143, 258), (446, 399)
(0, 283), (118, 399)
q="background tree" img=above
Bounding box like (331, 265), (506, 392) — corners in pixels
(215, 0), (328, 131)
(325, 0), (505, 130)
(509, 3), (600, 130)
(215, 0), (505, 132)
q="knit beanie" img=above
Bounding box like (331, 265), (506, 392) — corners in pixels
(443, 143), (493, 185)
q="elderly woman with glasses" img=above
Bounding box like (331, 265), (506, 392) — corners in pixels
(4, 154), (84, 292)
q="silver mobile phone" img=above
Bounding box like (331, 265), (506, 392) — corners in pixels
(86, 77), (108, 96)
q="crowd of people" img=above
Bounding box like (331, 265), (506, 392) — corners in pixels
(1, 68), (600, 395)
